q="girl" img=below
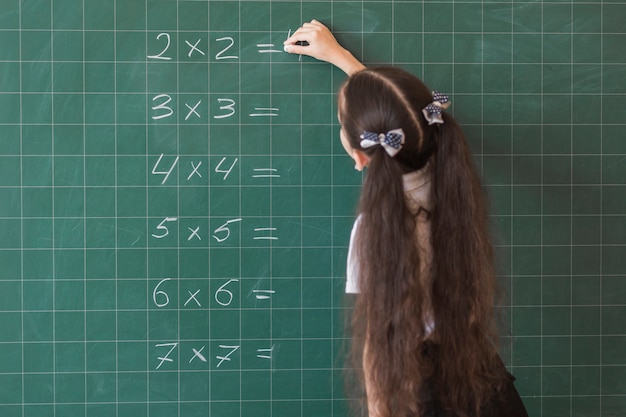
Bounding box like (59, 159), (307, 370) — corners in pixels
(285, 21), (529, 417)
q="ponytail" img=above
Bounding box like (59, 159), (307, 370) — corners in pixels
(352, 147), (430, 417)
(430, 114), (504, 415)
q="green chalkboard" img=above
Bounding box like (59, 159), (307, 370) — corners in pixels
(1, 1), (625, 416)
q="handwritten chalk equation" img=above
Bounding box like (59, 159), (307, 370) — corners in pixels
(148, 32), (285, 61)
(151, 154), (280, 185)
(150, 216), (278, 243)
(155, 342), (275, 370)
(148, 33), (239, 61)
(152, 278), (275, 309)
(151, 94), (279, 121)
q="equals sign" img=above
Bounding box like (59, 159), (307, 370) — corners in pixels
(253, 227), (278, 241)
(257, 347), (273, 359)
(252, 168), (279, 178)
(253, 290), (275, 300)
(257, 43), (282, 53)
(249, 107), (279, 117)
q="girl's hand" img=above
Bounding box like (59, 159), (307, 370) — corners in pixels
(283, 20), (365, 75)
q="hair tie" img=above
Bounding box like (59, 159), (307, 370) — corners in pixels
(359, 128), (405, 157)
(422, 91), (451, 125)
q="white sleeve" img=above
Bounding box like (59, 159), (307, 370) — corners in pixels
(345, 216), (361, 294)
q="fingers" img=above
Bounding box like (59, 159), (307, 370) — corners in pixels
(284, 29), (313, 49)
(302, 19), (325, 29)
(292, 19), (326, 35)
(283, 20), (363, 74)
(283, 19), (330, 52)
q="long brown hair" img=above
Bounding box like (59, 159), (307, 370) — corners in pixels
(340, 67), (506, 417)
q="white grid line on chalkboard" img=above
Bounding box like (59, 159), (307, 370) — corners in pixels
(50, 2), (57, 415)
(539, 3), (545, 412)
(267, 4), (272, 416)
(598, 3), (604, 416)
(507, 0), (515, 372)
(114, 0), (123, 414)
(238, 2), (244, 415)
(209, 1), (214, 412)
(81, 1), (88, 414)
(297, 3), (304, 417)
(569, 3), (573, 412)
(18, 1), (25, 415)
(176, 2), (182, 415)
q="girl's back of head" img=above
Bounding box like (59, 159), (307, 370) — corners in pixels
(340, 67), (506, 417)
(339, 67), (436, 173)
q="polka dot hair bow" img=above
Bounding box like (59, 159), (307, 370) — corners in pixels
(422, 91), (451, 125)
(359, 128), (405, 157)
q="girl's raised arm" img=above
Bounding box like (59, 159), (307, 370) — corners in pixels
(284, 20), (365, 75)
